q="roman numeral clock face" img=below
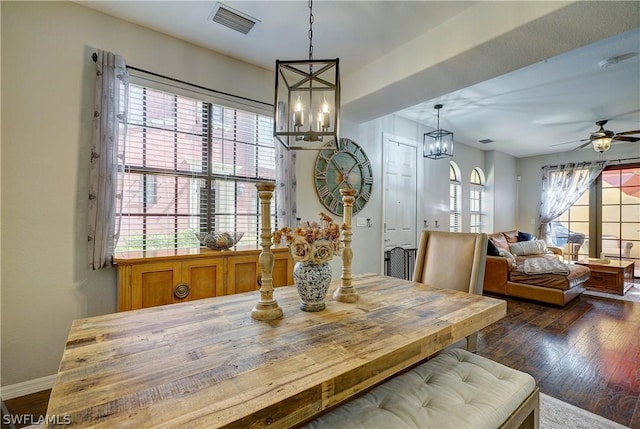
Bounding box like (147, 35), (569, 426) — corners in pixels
(314, 138), (373, 216)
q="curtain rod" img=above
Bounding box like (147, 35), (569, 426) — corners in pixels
(605, 156), (640, 164)
(91, 52), (272, 108)
(541, 156), (640, 170)
(541, 160), (606, 170)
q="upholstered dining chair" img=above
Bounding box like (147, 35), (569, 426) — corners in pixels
(412, 230), (488, 353)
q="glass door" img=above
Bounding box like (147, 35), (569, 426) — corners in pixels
(601, 166), (640, 277)
(554, 190), (590, 263)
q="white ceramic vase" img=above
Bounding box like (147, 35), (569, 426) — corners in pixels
(293, 261), (332, 312)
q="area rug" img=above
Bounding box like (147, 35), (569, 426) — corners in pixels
(582, 284), (640, 303)
(541, 393), (629, 429)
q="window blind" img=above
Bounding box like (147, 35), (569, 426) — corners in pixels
(470, 185), (483, 233)
(470, 168), (485, 233)
(116, 83), (276, 253)
(449, 163), (461, 232)
(450, 182), (461, 232)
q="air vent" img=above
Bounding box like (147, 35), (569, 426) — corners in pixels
(479, 139), (494, 144)
(208, 3), (260, 35)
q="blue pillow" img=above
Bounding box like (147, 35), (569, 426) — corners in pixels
(487, 239), (500, 256)
(518, 231), (535, 242)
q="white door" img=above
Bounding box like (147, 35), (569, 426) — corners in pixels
(382, 134), (418, 251)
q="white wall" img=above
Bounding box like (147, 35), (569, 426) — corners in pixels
(293, 118), (387, 277)
(486, 151), (519, 233)
(1, 1), (272, 388)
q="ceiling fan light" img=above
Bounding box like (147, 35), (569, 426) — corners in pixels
(592, 136), (612, 153)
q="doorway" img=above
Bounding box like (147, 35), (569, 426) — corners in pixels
(382, 133), (418, 252)
(599, 165), (640, 277)
(551, 163), (639, 277)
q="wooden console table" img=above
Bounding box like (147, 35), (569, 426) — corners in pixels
(46, 274), (506, 428)
(114, 246), (293, 311)
(576, 259), (635, 295)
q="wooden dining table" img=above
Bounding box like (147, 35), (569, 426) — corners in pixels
(46, 274), (506, 428)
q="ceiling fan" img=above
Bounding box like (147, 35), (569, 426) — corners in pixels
(551, 120), (640, 153)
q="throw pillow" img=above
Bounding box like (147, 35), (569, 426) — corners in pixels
(487, 240), (500, 256)
(504, 231), (520, 243)
(509, 239), (548, 256)
(498, 248), (517, 268)
(490, 235), (510, 252)
(518, 231), (535, 242)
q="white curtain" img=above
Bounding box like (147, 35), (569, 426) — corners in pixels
(88, 50), (129, 270)
(275, 143), (297, 228)
(538, 162), (605, 244)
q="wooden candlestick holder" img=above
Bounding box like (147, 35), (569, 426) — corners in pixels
(251, 182), (283, 321)
(333, 188), (358, 303)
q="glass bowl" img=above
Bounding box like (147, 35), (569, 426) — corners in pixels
(196, 231), (244, 250)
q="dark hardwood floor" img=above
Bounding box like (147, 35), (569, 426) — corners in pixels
(479, 292), (640, 428)
(3, 291), (639, 428)
(2, 389), (50, 429)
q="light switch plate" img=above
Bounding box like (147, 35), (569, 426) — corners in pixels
(356, 217), (367, 227)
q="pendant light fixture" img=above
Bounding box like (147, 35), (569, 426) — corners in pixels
(274, 0), (340, 150)
(591, 135), (613, 153)
(423, 104), (454, 159)
(590, 123), (614, 153)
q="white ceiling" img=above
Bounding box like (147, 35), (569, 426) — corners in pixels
(77, 1), (640, 158)
(399, 28), (640, 157)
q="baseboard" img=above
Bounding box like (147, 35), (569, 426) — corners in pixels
(1, 375), (56, 400)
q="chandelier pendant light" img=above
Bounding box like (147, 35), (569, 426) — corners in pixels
(423, 104), (454, 159)
(274, 0), (340, 150)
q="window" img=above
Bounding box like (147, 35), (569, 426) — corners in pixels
(115, 83), (276, 253)
(449, 162), (461, 232)
(470, 168), (485, 233)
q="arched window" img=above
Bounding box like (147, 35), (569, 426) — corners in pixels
(470, 167), (486, 233)
(450, 162), (461, 232)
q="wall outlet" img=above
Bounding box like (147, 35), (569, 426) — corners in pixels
(356, 217), (367, 227)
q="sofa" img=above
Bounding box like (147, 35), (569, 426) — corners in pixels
(483, 230), (590, 306)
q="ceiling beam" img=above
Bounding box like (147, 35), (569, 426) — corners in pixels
(341, 1), (640, 123)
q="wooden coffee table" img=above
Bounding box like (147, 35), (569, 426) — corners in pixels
(576, 259), (635, 295)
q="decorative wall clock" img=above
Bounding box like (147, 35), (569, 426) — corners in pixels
(314, 138), (373, 216)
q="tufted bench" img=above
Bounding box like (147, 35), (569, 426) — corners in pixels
(304, 348), (539, 429)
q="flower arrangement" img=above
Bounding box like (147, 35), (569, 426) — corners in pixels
(274, 212), (345, 264)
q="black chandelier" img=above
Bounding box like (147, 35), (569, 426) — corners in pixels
(273, 0), (340, 150)
(423, 104), (454, 159)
